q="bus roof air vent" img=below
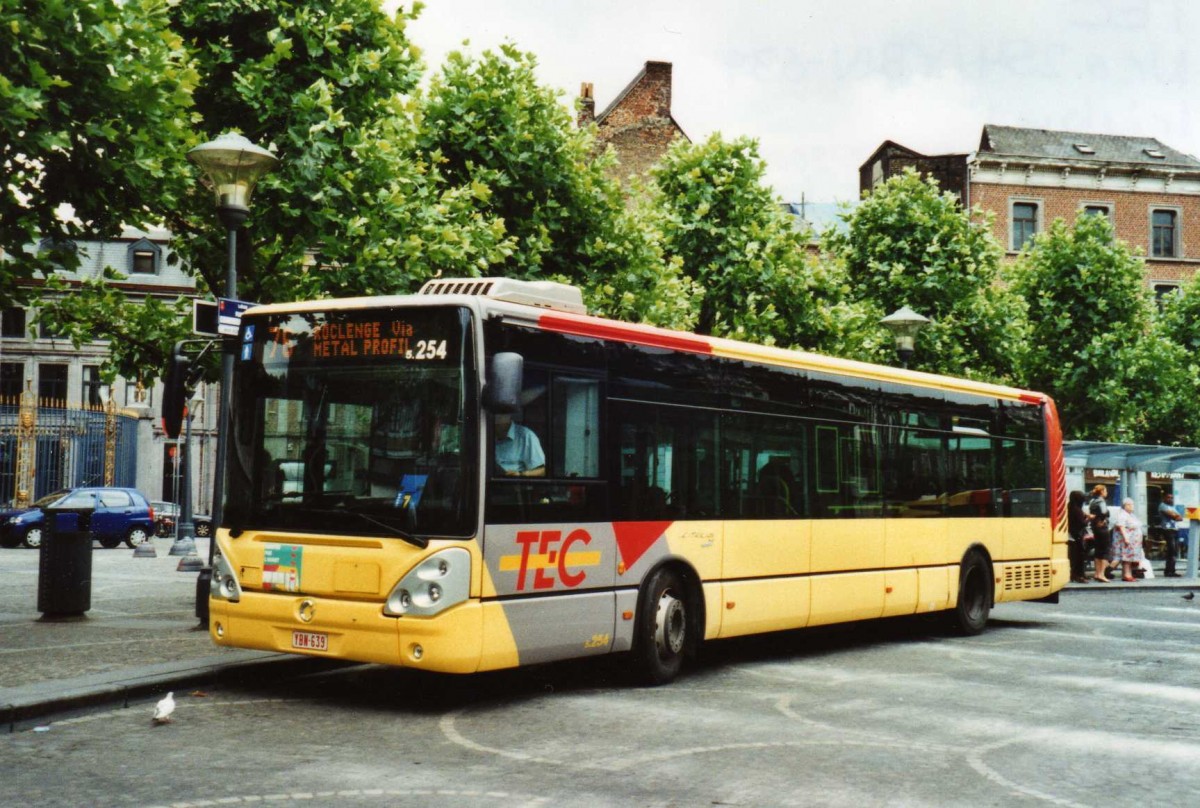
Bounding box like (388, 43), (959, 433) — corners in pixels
(418, 277), (587, 314)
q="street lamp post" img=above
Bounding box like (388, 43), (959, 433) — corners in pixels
(880, 306), (930, 369)
(187, 133), (278, 623)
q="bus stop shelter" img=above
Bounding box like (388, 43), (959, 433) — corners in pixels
(1064, 440), (1200, 578)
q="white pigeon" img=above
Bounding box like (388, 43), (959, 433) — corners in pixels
(152, 692), (176, 724)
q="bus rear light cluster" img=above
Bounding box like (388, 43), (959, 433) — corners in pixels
(384, 548), (470, 617)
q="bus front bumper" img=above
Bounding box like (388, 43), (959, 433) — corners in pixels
(210, 591), (485, 674)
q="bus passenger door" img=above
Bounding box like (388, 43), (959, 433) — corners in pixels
(480, 371), (618, 668)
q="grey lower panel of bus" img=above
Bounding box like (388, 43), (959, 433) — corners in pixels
(500, 589), (639, 667)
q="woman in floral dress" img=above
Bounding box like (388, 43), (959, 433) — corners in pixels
(1111, 498), (1144, 583)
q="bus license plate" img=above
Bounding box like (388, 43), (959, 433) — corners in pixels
(292, 630), (328, 652)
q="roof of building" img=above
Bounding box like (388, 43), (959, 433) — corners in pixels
(594, 60), (688, 139)
(858, 140), (969, 172)
(979, 124), (1200, 169)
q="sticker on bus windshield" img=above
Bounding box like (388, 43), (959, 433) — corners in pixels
(263, 543), (303, 592)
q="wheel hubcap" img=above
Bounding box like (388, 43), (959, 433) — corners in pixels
(27, 529), (41, 547)
(655, 591), (686, 656)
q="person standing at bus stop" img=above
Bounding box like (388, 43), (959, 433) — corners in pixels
(1067, 491), (1089, 583)
(1089, 485), (1113, 582)
(1159, 493), (1184, 577)
(1112, 497), (1145, 583)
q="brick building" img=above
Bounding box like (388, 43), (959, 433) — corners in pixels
(577, 60), (689, 185)
(861, 125), (1200, 294)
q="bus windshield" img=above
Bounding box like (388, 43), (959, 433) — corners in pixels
(224, 306), (477, 539)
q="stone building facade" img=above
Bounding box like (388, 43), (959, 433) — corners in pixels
(577, 60), (689, 185)
(1, 229), (216, 508)
(861, 125), (1200, 295)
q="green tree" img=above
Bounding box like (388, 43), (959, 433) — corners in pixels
(0, 0), (196, 308)
(167, 0), (512, 303)
(1139, 284), (1200, 445)
(416, 44), (677, 323)
(822, 169), (1025, 380)
(645, 134), (865, 352)
(40, 0), (515, 384)
(1010, 212), (1157, 441)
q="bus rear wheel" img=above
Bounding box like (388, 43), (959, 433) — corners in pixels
(633, 567), (690, 686)
(950, 551), (991, 635)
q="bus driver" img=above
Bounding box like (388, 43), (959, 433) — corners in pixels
(494, 412), (545, 477)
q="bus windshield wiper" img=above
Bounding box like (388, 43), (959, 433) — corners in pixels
(303, 508), (428, 549)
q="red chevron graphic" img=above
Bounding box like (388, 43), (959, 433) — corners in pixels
(612, 521), (672, 570)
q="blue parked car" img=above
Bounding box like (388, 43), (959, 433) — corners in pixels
(0, 487), (156, 549)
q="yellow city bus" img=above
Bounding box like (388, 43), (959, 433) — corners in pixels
(204, 278), (1067, 684)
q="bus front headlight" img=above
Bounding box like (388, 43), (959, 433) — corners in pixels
(384, 548), (470, 617)
(210, 550), (242, 602)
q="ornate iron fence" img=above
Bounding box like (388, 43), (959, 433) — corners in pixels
(0, 391), (139, 507)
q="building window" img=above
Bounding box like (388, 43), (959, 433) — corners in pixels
(1, 362), (25, 399)
(82, 366), (108, 408)
(127, 237), (161, 274)
(125, 379), (151, 407)
(1153, 283), (1182, 308)
(38, 364), (68, 404)
(1152, 209), (1178, 258)
(2, 307), (27, 339)
(1011, 201), (1040, 250)
(1082, 204), (1111, 219)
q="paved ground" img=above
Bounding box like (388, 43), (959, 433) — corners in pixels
(0, 536), (343, 726)
(4, 584), (1200, 808)
(1, 536), (1196, 728)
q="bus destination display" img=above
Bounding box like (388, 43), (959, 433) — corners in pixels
(255, 311), (458, 366)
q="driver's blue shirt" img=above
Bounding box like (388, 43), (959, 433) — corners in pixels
(496, 422), (545, 474)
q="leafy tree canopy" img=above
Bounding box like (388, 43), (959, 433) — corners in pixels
(38, 0), (515, 385)
(1009, 212), (1157, 440)
(0, 0), (196, 308)
(822, 169), (1025, 381)
(646, 133), (865, 353)
(417, 44), (683, 325)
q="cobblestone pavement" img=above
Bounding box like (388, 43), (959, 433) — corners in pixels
(0, 537), (222, 689)
(1, 535), (1195, 726)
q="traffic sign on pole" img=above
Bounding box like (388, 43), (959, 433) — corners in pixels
(218, 298), (255, 336)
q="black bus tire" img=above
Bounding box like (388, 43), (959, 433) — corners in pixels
(632, 567), (690, 686)
(950, 550), (992, 635)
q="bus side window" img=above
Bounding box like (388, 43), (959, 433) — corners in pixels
(552, 377), (600, 478)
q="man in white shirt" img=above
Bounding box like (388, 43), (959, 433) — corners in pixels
(494, 413), (545, 477)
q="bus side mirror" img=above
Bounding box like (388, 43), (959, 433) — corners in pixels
(161, 342), (191, 439)
(485, 352), (523, 414)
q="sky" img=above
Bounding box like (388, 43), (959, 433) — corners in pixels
(401, 0), (1200, 204)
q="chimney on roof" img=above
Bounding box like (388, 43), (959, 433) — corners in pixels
(578, 82), (595, 127)
(644, 61), (673, 118)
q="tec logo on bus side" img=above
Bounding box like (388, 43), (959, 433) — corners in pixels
(502, 529), (600, 591)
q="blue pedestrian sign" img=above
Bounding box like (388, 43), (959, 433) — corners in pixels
(218, 298), (256, 336)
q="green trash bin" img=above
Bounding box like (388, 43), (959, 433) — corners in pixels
(37, 507), (94, 616)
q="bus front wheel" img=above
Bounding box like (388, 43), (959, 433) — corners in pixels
(633, 567), (689, 686)
(950, 551), (992, 635)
